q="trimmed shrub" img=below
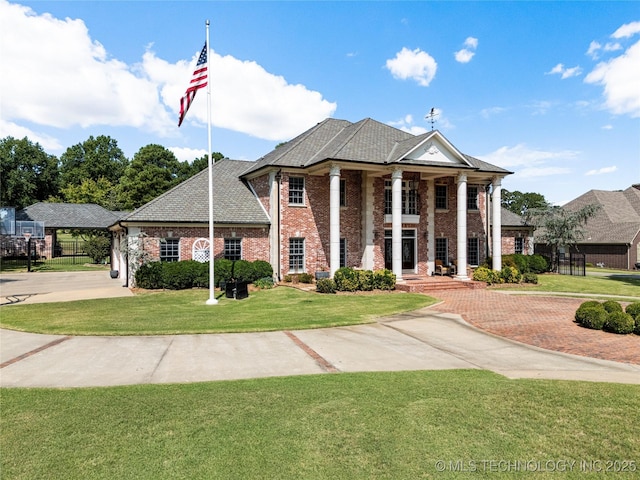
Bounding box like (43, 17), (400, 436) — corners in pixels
(473, 266), (499, 285)
(373, 269), (396, 290)
(252, 260), (273, 280)
(162, 261), (198, 290)
(358, 270), (375, 291)
(134, 261), (164, 289)
(298, 272), (314, 284)
(334, 267), (360, 292)
(604, 311), (635, 334)
(522, 273), (538, 284)
(500, 266), (521, 284)
(625, 302), (640, 320)
(316, 278), (337, 294)
(254, 277), (274, 289)
(527, 254), (549, 274)
(503, 254), (528, 274)
(213, 259), (233, 287)
(579, 306), (608, 330)
(602, 300), (623, 314)
(575, 301), (602, 324)
(635, 320), (640, 336)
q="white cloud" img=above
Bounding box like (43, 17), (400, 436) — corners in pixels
(385, 47), (437, 87)
(0, 0), (336, 143)
(601, 124), (613, 130)
(455, 37), (478, 63)
(480, 106), (508, 119)
(546, 63), (583, 79)
(169, 147), (208, 163)
(585, 165), (617, 176)
(612, 21), (640, 39)
(0, 119), (63, 151)
(479, 144), (579, 177)
(584, 39), (640, 117)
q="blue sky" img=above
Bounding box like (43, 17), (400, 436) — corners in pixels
(1, 1), (638, 205)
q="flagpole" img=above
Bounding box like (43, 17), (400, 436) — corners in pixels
(205, 19), (218, 305)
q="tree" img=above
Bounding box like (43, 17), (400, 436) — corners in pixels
(501, 189), (549, 217)
(525, 204), (600, 271)
(0, 136), (59, 209)
(60, 177), (121, 210)
(59, 135), (128, 188)
(118, 144), (185, 210)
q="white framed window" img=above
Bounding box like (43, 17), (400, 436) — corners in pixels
(160, 238), (180, 262)
(435, 184), (447, 210)
(467, 237), (479, 266)
(340, 179), (346, 207)
(289, 238), (305, 273)
(384, 180), (419, 215)
(435, 238), (448, 263)
(224, 238), (242, 261)
(340, 238), (347, 268)
(288, 177), (305, 205)
(515, 237), (524, 254)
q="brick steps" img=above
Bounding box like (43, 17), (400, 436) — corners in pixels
(396, 277), (487, 293)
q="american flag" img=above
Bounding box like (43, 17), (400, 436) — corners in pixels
(178, 44), (208, 127)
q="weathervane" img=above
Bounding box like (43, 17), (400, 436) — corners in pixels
(425, 107), (439, 131)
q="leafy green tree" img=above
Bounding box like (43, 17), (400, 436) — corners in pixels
(182, 152), (223, 179)
(525, 204), (600, 271)
(118, 144), (184, 210)
(0, 136), (59, 209)
(501, 189), (549, 217)
(59, 135), (128, 188)
(60, 177), (121, 210)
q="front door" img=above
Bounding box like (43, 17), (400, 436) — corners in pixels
(384, 230), (416, 271)
(402, 238), (414, 270)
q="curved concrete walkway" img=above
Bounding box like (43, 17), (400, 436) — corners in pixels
(1, 272), (639, 388)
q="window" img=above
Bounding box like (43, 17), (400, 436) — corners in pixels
(515, 237), (524, 255)
(340, 238), (347, 268)
(340, 179), (346, 207)
(467, 185), (478, 210)
(224, 238), (242, 261)
(160, 238), (180, 262)
(467, 238), (479, 266)
(384, 180), (419, 215)
(435, 184), (447, 210)
(289, 238), (305, 273)
(288, 177), (305, 205)
(435, 238), (448, 264)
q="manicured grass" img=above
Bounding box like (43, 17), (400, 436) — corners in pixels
(2, 370), (638, 479)
(494, 272), (640, 300)
(0, 287), (435, 335)
(1, 259), (108, 273)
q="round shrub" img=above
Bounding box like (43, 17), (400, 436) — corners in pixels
(603, 311), (635, 334)
(625, 302), (640, 320)
(579, 306), (608, 330)
(373, 269), (396, 290)
(298, 272), (314, 284)
(161, 261), (196, 290)
(358, 270), (375, 291)
(214, 259), (233, 287)
(527, 254), (549, 274)
(316, 278), (336, 294)
(252, 260), (273, 280)
(254, 277), (274, 289)
(134, 261), (164, 289)
(334, 267), (360, 292)
(473, 266), (498, 284)
(602, 300), (623, 314)
(575, 301), (601, 323)
(522, 273), (538, 284)
(84, 235), (111, 264)
(500, 266), (521, 284)
(635, 320), (640, 336)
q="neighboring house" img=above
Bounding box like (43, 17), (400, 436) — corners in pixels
(6, 202), (122, 258)
(498, 207), (535, 256)
(535, 185), (640, 270)
(111, 117), (514, 284)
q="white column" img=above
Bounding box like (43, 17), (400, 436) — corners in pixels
(361, 172), (375, 270)
(492, 177), (502, 271)
(426, 178), (435, 275)
(269, 171), (281, 279)
(456, 173), (469, 280)
(329, 164), (341, 276)
(391, 168), (403, 281)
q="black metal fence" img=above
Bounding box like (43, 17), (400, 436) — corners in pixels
(558, 252), (586, 276)
(0, 237), (106, 268)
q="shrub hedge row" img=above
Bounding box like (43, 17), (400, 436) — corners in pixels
(316, 267), (396, 294)
(485, 254), (549, 274)
(472, 265), (538, 285)
(135, 259), (273, 290)
(575, 300), (640, 335)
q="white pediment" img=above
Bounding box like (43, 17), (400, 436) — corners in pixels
(404, 133), (471, 166)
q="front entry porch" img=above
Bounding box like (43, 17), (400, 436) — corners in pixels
(395, 275), (486, 293)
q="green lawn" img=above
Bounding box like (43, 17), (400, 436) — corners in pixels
(494, 272), (640, 300)
(2, 370), (638, 479)
(0, 287), (435, 335)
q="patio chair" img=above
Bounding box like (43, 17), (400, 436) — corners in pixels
(435, 259), (449, 276)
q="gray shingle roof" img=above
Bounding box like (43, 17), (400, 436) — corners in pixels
(497, 207), (529, 227)
(16, 203), (122, 229)
(121, 159), (269, 225)
(563, 186), (640, 244)
(242, 117), (511, 175)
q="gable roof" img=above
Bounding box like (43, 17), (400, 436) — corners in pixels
(563, 185), (640, 244)
(242, 117), (511, 176)
(120, 159), (269, 225)
(17, 203), (122, 229)
(497, 207), (530, 228)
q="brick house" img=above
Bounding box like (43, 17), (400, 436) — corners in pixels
(535, 184), (640, 270)
(110, 117), (513, 284)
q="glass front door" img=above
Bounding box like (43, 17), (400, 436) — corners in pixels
(384, 230), (416, 272)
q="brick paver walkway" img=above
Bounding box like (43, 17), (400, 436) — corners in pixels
(429, 289), (640, 365)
